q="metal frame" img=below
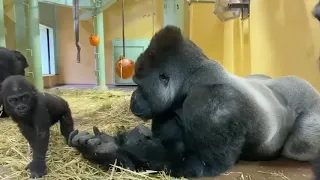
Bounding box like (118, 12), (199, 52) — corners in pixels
(187, 0), (250, 20)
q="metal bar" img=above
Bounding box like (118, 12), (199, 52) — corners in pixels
(187, 0), (215, 3)
(228, 2), (249, 9)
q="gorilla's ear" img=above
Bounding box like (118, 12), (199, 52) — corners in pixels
(149, 25), (184, 52)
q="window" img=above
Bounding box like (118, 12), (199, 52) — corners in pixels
(39, 24), (56, 75)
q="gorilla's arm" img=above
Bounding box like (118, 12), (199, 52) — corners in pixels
(69, 125), (169, 171)
(172, 84), (247, 177)
(69, 129), (135, 169)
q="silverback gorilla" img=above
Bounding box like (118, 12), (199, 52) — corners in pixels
(311, 2), (320, 179)
(0, 47), (29, 118)
(1, 75), (75, 178)
(69, 25), (320, 178)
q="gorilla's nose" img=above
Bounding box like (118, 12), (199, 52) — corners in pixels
(131, 101), (144, 116)
(17, 105), (27, 112)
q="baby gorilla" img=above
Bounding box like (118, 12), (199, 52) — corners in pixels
(0, 75), (74, 178)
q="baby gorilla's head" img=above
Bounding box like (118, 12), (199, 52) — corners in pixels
(1, 75), (37, 117)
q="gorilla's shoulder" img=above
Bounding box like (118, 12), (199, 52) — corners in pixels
(183, 84), (251, 115)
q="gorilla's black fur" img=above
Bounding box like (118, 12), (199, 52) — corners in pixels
(0, 47), (29, 118)
(1, 75), (74, 178)
(69, 25), (320, 178)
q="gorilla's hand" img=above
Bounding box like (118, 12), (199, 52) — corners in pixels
(68, 127), (119, 160)
(25, 160), (47, 178)
(68, 127), (136, 169)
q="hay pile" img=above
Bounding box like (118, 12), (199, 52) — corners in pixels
(0, 89), (182, 180)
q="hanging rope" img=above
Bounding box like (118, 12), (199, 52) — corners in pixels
(119, 0), (126, 78)
(72, 0), (81, 63)
(92, 0), (98, 34)
(121, 0), (126, 58)
(152, 0), (155, 35)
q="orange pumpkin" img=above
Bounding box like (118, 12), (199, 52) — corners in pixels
(89, 34), (100, 46)
(115, 57), (135, 79)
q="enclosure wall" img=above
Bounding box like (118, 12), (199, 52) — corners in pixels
(189, 0), (320, 90)
(4, 0), (320, 90)
(250, 0), (320, 90)
(57, 0), (164, 85)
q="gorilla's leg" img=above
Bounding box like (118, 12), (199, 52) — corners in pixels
(282, 109), (320, 161)
(69, 124), (169, 171)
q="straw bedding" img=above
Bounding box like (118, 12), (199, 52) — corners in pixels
(0, 89), (182, 180)
(0, 89), (295, 180)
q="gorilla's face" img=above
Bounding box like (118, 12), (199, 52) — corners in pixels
(130, 60), (182, 120)
(1, 75), (36, 117)
(130, 26), (187, 120)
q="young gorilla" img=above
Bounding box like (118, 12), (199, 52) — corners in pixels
(69, 25), (320, 178)
(1, 75), (74, 178)
(0, 47), (29, 118)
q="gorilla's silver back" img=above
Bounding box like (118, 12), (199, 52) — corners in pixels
(223, 73), (320, 156)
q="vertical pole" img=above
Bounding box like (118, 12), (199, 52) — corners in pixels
(14, 0), (31, 81)
(0, 0), (6, 47)
(27, 0), (43, 90)
(94, 11), (107, 89)
(223, 20), (235, 73)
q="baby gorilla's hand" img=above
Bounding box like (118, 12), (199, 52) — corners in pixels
(25, 160), (47, 178)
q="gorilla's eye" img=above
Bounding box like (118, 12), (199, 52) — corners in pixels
(159, 73), (169, 86)
(9, 97), (18, 103)
(21, 94), (30, 101)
